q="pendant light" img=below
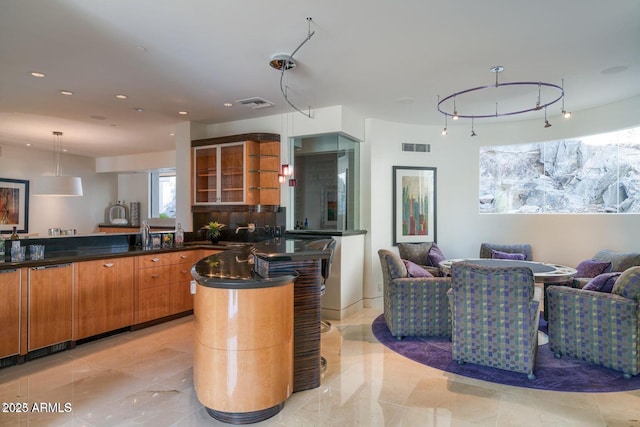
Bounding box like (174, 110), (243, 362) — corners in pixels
(33, 131), (84, 196)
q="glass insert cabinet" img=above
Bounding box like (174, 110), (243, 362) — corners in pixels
(192, 134), (281, 206)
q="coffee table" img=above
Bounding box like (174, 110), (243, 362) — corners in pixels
(439, 258), (577, 320)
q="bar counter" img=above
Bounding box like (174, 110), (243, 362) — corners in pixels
(191, 238), (332, 392)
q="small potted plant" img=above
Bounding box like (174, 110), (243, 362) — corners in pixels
(202, 221), (225, 244)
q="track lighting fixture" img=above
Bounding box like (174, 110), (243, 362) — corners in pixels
(437, 66), (568, 136)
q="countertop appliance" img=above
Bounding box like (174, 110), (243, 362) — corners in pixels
(109, 202), (128, 225)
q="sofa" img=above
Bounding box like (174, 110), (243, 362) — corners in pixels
(573, 249), (640, 288)
(547, 266), (640, 378)
(378, 249), (451, 339)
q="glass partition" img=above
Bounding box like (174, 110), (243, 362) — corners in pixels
(291, 133), (360, 230)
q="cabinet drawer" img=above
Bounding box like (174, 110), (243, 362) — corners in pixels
(137, 253), (174, 268)
(169, 250), (202, 266)
(138, 265), (174, 289)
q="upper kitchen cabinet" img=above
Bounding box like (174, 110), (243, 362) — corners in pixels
(192, 133), (281, 206)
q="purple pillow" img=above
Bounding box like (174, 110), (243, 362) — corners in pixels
(576, 259), (612, 278)
(402, 260), (434, 278)
(491, 249), (526, 260)
(583, 272), (621, 293)
(427, 243), (446, 267)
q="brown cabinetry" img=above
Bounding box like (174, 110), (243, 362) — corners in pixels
(74, 257), (135, 340)
(135, 250), (210, 324)
(0, 268), (21, 358)
(193, 138), (280, 206)
(247, 140), (281, 206)
(28, 264), (73, 351)
(193, 142), (245, 204)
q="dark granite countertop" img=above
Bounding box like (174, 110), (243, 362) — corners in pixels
(285, 229), (367, 237)
(0, 244), (218, 270)
(191, 237), (332, 289)
(1, 235), (332, 273)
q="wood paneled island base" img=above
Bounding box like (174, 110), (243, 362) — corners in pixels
(193, 283), (294, 424)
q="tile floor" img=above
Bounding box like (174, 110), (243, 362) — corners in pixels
(0, 308), (638, 426)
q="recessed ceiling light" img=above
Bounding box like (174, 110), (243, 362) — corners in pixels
(169, 133), (175, 136)
(224, 103), (233, 107)
(395, 97), (415, 104)
(115, 94), (128, 99)
(60, 90), (73, 96)
(31, 72), (45, 78)
(601, 65), (628, 75)
(133, 107), (144, 112)
(178, 111), (188, 115)
(26, 143), (32, 147)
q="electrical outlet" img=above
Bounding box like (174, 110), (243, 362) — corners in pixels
(378, 282), (382, 292)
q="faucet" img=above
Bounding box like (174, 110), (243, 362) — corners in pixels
(235, 223), (256, 234)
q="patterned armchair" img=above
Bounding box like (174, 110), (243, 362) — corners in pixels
(479, 243), (533, 261)
(378, 249), (451, 339)
(448, 262), (541, 379)
(547, 266), (640, 378)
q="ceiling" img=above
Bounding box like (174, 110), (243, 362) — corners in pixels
(1, 0), (638, 158)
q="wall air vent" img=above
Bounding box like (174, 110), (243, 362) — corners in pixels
(235, 97), (275, 109)
(402, 143), (430, 153)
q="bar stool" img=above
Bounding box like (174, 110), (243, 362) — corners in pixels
(307, 238), (337, 373)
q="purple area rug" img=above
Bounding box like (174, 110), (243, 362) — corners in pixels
(372, 314), (640, 392)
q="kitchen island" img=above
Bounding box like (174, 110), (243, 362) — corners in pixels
(191, 238), (333, 395)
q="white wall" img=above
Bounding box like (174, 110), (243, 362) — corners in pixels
(0, 144), (117, 236)
(363, 95), (640, 308)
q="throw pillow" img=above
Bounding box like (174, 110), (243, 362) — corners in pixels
(612, 266), (640, 302)
(397, 242), (432, 266)
(576, 259), (612, 278)
(491, 249), (526, 260)
(427, 243), (446, 267)
(582, 272), (621, 293)
(402, 260), (434, 278)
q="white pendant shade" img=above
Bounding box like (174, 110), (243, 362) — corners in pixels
(33, 130), (84, 197)
(33, 175), (83, 196)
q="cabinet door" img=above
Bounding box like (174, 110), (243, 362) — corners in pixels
(137, 285), (172, 324)
(219, 143), (245, 203)
(0, 269), (21, 358)
(172, 261), (195, 313)
(28, 264), (73, 351)
(194, 146), (219, 204)
(75, 258), (134, 340)
(193, 142), (246, 205)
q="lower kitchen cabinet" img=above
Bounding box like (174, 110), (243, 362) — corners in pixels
(135, 249), (212, 324)
(0, 268), (21, 358)
(28, 264), (73, 351)
(74, 257), (135, 340)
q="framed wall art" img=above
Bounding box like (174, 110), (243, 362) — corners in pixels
(0, 178), (29, 234)
(392, 166), (436, 245)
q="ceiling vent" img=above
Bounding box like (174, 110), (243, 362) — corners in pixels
(235, 97), (275, 109)
(402, 143), (431, 153)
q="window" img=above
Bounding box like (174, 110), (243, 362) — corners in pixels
(291, 133), (360, 230)
(479, 126), (640, 213)
(150, 169), (176, 218)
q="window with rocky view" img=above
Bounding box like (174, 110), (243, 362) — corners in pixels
(479, 126), (640, 213)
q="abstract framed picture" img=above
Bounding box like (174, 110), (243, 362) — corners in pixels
(0, 178), (29, 234)
(392, 166), (436, 245)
